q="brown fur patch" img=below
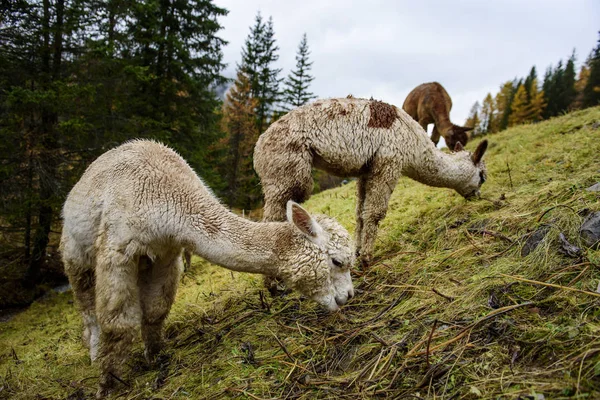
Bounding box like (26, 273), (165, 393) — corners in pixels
(368, 101), (398, 128)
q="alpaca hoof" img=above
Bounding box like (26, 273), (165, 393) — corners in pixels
(96, 378), (115, 399)
(144, 345), (165, 366)
(264, 276), (291, 297)
(359, 256), (371, 270)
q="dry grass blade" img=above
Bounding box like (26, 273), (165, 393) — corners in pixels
(499, 273), (600, 298)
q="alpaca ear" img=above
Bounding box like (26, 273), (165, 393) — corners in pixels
(286, 201), (323, 240)
(472, 140), (488, 164)
(462, 126), (474, 132)
(453, 142), (464, 152)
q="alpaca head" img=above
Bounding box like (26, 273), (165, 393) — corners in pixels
(282, 201), (355, 312)
(446, 125), (473, 151)
(451, 140), (488, 199)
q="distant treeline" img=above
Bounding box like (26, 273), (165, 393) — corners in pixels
(0, 0), (316, 287)
(465, 32), (600, 135)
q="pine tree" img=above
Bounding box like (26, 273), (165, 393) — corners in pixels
(465, 102), (481, 135)
(583, 32), (600, 107)
(218, 71), (260, 208)
(283, 33), (316, 110)
(480, 93), (496, 134)
(543, 60), (565, 118)
(563, 51), (577, 110)
(239, 13), (283, 132)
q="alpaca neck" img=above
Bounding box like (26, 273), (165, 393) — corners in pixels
(402, 145), (469, 190)
(186, 211), (290, 277)
(433, 113), (453, 135)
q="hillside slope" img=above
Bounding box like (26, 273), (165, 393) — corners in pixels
(1, 107), (599, 399)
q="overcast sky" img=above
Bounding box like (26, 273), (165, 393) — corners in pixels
(214, 0), (599, 128)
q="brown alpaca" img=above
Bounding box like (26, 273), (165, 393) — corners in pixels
(254, 98), (488, 268)
(403, 82), (473, 151)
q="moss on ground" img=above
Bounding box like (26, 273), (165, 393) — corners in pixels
(1, 108), (600, 399)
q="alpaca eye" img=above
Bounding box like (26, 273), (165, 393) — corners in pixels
(479, 171), (486, 184)
(332, 258), (343, 267)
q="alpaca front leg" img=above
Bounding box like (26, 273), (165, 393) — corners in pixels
(430, 125), (441, 146)
(355, 176), (367, 258)
(358, 167), (399, 268)
(95, 249), (141, 398)
(139, 253), (182, 364)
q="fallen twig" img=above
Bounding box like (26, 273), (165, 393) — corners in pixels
(266, 327), (295, 363)
(406, 301), (533, 358)
(426, 320), (438, 368)
(432, 288), (455, 302)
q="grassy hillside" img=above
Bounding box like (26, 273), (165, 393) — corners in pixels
(1, 107), (599, 399)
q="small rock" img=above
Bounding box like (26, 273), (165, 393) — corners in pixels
(592, 121), (600, 130)
(586, 182), (600, 192)
(580, 211), (600, 249)
(521, 226), (550, 257)
(557, 232), (582, 258)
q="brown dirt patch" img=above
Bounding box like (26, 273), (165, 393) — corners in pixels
(368, 100), (398, 128)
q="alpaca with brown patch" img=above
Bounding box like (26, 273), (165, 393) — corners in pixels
(403, 82), (473, 150)
(254, 97), (488, 268)
(60, 140), (355, 397)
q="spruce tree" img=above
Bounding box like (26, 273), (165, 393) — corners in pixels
(239, 13), (283, 132)
(563, 51), (577, 110)
(543, 60), (565, 118)
(283, 33), (316, 110)
(583, 32), (600, 107)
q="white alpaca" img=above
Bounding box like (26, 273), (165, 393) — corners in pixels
(59, 140), (354, 397)
(254, 97), (488, 267)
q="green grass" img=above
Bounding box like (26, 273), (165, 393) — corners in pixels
(1, 108), (600, 399)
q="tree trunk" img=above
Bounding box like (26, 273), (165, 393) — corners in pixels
(26, 0), (63, 285)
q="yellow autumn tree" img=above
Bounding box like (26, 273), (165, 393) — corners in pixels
(572, 64), (590, 110)
(219, 71), (261, 208)
(465, 101), (481, 136)
(527, 78), (546, 122)
(480, 93), (496, 133)
(508, 84), (528, 126)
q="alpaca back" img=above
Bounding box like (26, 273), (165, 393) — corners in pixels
(255, 97), (432, 178)
(402, 82), (452, 124)
(61, 140), (225, 258)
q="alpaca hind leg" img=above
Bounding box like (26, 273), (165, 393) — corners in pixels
(66, 262), (101, 360)
(138, 252), (181, 364)
(95, 246), (141, 397)
(358, 165), (399, 268)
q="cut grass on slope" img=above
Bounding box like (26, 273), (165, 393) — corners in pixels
(1, 107), (599, 399)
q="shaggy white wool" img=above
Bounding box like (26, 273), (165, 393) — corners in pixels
(60, 140), (354, 396)
(254, 97), (488, 267)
